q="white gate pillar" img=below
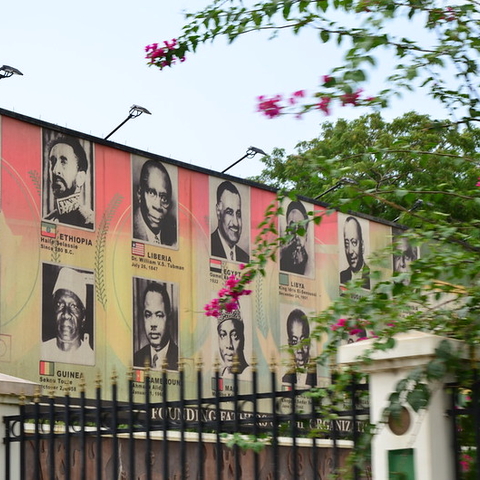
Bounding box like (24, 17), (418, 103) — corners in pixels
(338, 331), (463, 480)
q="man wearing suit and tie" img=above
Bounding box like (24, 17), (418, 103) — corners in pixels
(134, 282), (178, 370)
(211, 181), (249, 263)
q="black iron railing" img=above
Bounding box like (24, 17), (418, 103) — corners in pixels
(3, 367), (370, 480)
(448, 374), (480, 480)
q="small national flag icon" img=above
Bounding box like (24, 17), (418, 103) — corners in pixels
(41, 222), (56, 238)
(132, 241), (145, 257)
(279, 273), (289, 286)
(39, 361), (54, 376)
(212, 377), (224, 392)
(135, 369), (145, 383)
(210, 258), (222, 274)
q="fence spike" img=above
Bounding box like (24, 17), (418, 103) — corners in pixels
(111, 367), (118, 385)
(196, 355), (203, 371)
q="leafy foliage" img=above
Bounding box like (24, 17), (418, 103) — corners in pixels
(156, 0), (480, 121)
(157, 0), (480, 473)
(251, 112), (480, 223)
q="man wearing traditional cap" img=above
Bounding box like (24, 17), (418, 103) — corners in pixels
(41, 267), (94, 365)
(134, 282), (178, 370)
(216, 309), (249, 377)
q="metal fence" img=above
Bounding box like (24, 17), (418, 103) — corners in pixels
(448, 373), (480, 480)
(3, 366), (370, 480)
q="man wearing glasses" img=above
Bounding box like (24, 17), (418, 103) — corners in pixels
(41, 266), (94, 365)
(133, 160), (177, 247)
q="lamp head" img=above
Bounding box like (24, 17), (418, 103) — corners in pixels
(0, 65), (23, 79)
(129, 105), (152, 118)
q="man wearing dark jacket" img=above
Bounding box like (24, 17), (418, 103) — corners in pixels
(211, 181), (249, 262)
(134, 282), (178, 370)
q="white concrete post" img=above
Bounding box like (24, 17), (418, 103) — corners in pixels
(338, 332), (464, 480)
(0, 372), (38, 479)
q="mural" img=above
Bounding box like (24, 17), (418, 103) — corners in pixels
(0, 110), (398, 400)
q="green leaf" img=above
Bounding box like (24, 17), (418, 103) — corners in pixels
(426, 358), (447, 379)
(407, 384), (430, 412)
(435, 339), (452, 360)
(320, 30), (330, 42)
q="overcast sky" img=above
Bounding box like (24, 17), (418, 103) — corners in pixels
(1, 1), (449, 180)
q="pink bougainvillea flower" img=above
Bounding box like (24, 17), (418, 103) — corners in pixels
(322, 75), (333, 84)
(331, 318), (347, 331)
(164, 39), (178, 49)
(204, 270), (253, 318)
(145, 39), (185, 69)
(288, 90), (306, 106)
(225, 300), (239, 312)
(460, 454), (472, 472)
(293, 89), (306, 98)
(257, 95), (283, 118)
(445, 6), (457, 21)
(349, 328), (364, 336)
(316, 96), (332, 115)
(476, 176), (480, 187)
(340, 89), (363, 106)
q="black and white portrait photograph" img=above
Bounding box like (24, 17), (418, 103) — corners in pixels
(42, 130), (94, 230)
(41, 263), (95, 366)
(214, 306), (251, 379)
(133, 277), (179, 371)
(393, 227), (419, 284)
(210, 179), (250, 263)
(281, 305), (316, 388)
(279, 200), (314, 277)
(339, 214), (371, 289)
(132, 155), (178, 249)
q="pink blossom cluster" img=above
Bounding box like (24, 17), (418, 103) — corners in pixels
(289, 90), (306, 105)
(460, 453), (473, 472)
(439, 7), (458, 22)
(317, 96), (332, 115)
(256, 77), (375, 119)
(340, 89), (363, 106)
(204, 268), (253, 317)
(330, 318), (369, 341)
(145, 40), (186, 69)
(476, 177), (480, 187)
(257, 95), (284, 118)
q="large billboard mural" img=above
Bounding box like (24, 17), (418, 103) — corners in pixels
(0, 109), (400, 401)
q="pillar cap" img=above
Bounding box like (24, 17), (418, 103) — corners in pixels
(337, 331), (470, 373)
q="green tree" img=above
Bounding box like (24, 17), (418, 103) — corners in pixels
(251, 111), (480, 223)
(152, 2), (480, 474)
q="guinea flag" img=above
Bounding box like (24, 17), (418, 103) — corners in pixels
(39, 361), (54, 376)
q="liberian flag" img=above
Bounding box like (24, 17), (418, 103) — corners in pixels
(132, 241), (145, 257)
